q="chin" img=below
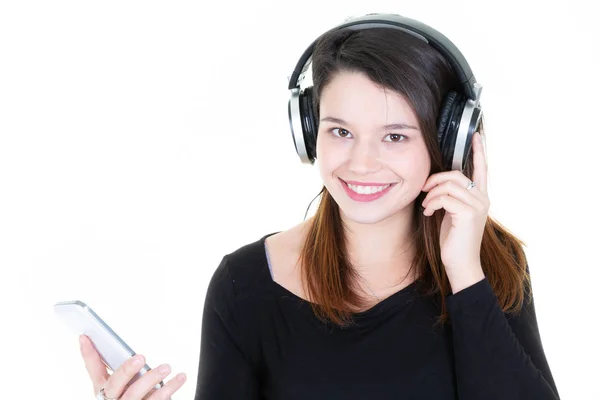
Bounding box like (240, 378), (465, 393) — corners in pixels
(339, 208), (401, 225)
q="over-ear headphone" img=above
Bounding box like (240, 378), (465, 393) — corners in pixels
(287, 13), (483, 172)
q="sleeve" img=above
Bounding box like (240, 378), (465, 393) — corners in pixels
(194, 256), (261, 400)
(445, 265), (560, 399)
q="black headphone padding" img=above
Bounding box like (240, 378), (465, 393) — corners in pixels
(437, 91), (457, 143)
(438, 91), (466, 170)
(300, 87), (318, 162)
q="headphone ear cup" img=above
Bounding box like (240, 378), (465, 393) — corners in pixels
(437, 91), (466, 170)
(300, 87), (318, 163)
(437, 91), (457, 143)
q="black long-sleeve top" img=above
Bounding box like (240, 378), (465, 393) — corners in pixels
(194, 232), (560, 399)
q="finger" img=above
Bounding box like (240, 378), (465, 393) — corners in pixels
(422, 170), (472, 193)
(103, 353), (147, 400)
(471, 132), (488, 195)
(79, 334), (110, 394)
(120, 363), (174, 400)
(421, 181), (483, 209)
(147, 372), (187, 400)
(423, 194), (471, 217)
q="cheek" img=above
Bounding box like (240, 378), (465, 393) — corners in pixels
(317, 136), (345, 170)
(388, 149), (431, 180)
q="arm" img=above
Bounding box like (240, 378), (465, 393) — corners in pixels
(194, 256), (261, 400)
(445, 265), (560, 399)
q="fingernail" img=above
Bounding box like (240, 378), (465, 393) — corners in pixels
(177, 373), (186, 382)
(159, 364), (171, 373)
(133, 356), (144, 367)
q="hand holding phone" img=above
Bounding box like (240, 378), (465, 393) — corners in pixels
(80, 334), (187, 399)
(54, 300), (187, 399)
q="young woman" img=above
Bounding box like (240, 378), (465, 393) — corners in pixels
(81, 13), (560, 400)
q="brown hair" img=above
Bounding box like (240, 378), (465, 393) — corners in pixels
(298, 27), (531, 328)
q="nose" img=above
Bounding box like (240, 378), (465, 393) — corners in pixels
(347, 138), (381, 175)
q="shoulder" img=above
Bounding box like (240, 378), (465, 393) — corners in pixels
(202, 233), (275, 325)
(224, 232), (278, 293)
(206, 220), (312, 309)
(227, 219), (311, 287)
(206, 232), (275, 299)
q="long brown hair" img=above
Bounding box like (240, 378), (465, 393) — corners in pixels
(298, 27), (531, 328)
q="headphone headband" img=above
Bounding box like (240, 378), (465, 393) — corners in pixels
(287, 13), (480, 102)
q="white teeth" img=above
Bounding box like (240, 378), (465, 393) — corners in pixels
(346, 183), (391, 194)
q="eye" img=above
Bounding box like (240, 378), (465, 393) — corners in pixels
(330, 127), (352, 138)
(384, 133), (407, 143)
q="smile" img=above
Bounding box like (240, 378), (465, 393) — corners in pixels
(346, 182), (391, 194)
(339, 178), (397, 202)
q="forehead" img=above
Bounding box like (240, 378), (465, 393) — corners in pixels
(319, 70), (418, 126)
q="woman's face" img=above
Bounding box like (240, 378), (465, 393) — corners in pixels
(316, 70), (432, 225)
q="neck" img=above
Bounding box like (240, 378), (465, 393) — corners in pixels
(341, 205), (417, 288)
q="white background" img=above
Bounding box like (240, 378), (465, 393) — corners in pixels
(1, 0), (597, 399)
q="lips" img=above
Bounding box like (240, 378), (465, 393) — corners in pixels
(339, 177), (397, 202)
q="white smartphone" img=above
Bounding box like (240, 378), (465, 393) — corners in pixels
(54, 300), (163, 389)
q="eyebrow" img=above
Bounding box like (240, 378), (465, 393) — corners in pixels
(319, 116), (419, 131)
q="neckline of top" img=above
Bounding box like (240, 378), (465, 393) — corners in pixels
(258, 232), (420, 321)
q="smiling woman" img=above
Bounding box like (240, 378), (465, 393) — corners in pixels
(193, 13), (561, 400)
(315, 70), (431, 223)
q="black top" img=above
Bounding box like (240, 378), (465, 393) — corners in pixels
(194, 232), (560, 399)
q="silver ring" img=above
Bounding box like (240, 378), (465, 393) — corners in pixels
(97, 385), (120, 400)
(466, 181), (475, 190)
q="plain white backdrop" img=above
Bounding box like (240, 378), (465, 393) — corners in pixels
(0, 0), (598, 399)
